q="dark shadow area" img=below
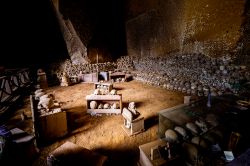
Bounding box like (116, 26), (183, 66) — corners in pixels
(1, 0), (69, 68)
(0, 95), (31, 126)
(94, 147), (139, 166)
(113, 87), (124, 91)
(60, 0), (128, 62)
(144, 115), (159, 130)
(66, 106), (88, 131)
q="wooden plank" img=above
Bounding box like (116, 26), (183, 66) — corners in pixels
(86, 94), (121, 100)
(87, 109), (121, 114)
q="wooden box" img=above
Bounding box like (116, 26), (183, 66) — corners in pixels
(30, 95), (67, 145)
(37, 72), (48, 89)
(109, 72), (126, 81)
(86, 94), (122, 114)
(79, 73), (98, 83)
(139, 139), (167, 166)
(122, 116), (144, 136)
(94, 82), (113, 92)
(38, 111), (67, 142)
(98, 72), (109, 81)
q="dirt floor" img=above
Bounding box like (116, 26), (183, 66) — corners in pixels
(5, 80), (186, 166)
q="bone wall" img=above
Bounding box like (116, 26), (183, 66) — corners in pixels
(48, 54), (249, 97)
(119, 55), (249, 96)
(49, 59), (116, 80)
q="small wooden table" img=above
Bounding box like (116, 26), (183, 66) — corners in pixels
(86, 94), (122, 114)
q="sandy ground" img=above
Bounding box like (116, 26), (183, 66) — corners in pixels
(6, 80), (186, 165)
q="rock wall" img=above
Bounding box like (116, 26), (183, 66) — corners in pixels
(126, 0), (246, 58)
(181, 0), (245, 57)
(54, 9), (90, 64)
(234, 1), (250, 68)
(126, 0), (184, 57)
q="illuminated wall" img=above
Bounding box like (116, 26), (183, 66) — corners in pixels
(126, 0), (246, 57)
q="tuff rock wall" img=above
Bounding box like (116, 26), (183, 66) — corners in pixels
(126, 0), (246, 57)
(54, 6), (90, 64)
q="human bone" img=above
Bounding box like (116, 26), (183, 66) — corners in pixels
(164, 129), (178, 143)
(98, 103), (104, 109)
(195, 118), (208, 133)
(90, 101), (97, 109)
(111, 102), (119, 109)
(122, 108), (133, 122)
(182, 142), (200, 165)
(60, 72), (70, 86)
(110, 89), (117, 95)
(128, 102), (137, 114)
(50, 53), (249, 97)
(205, 113), (219, 126)
(35, 89), (44, 95)
(38, 96), (54, 110)
(186, 122), (200, 134)
(35, 91), (46, 100)
(174, 126), (188, 139)
(191, 136), (208, 149)
(93, 89), (100, 95)
(103, 103), (110, 109)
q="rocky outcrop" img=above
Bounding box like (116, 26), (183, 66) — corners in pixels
(54, 11), (90, 64)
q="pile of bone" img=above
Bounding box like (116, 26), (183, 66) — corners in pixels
(49, 59), (117, 80)
(93, 89), (117, 95)
(116, 56), (135, 71)
(89, 101), (120, 109)
(34, 89), (61, 116)
(133, 53), (249, 96)
(96, 84), (110, 94)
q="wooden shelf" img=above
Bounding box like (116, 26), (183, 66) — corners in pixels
(87, 109), (121, 114)
(94, 82), (113, 92)
(86, 94), (122, 115)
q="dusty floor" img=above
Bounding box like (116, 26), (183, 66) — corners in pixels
(6, 80), (186, 165)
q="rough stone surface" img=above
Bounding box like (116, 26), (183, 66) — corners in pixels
(126, 0), (246, 57)
(55, 10), (90, 64)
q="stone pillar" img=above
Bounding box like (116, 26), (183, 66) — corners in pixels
(52, 0), (59, 11)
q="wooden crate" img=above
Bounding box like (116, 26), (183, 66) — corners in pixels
(86, 94), (122, 114)
(109, 72), (126, 81)
(30, 95), (67, 145)
(79, 73), (98, 82)
(94, 82), (113, 92)
(37, 111), (67, 142)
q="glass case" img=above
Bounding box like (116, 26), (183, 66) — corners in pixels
(158, 97), (228, 139)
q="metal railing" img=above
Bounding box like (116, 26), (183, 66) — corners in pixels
(0, 68), (32, 115)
